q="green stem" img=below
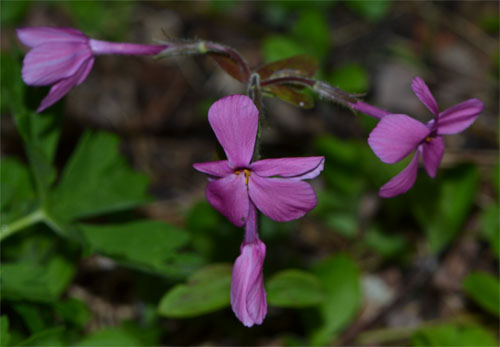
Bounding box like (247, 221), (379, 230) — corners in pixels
(0, 209), (44, 242)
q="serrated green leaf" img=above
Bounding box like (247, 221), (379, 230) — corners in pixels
(158, 264), (232, 318)
(80, 220), (200, 278)
(463, 271), (500, 317)
(0, 316), (9, 347)
(49, 131), (151, 222)
(311, 254), (361, 345)
(1, 256), (75, 302)
(75, 327), (142, 347)
(267, 269), (326, 307)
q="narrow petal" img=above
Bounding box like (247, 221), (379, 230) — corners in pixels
(250, 156), (324, 180)
(368, 114), (430, 164)
(22, 42), (92, 86)
(206, 173), (249, 227)
(36, 57), (93, 112)
(421, 136), (444, 178)
(379, 153), (419, 198)
(231, 239), (267, 327)
(208, 95), (258, 168)
(193, 160), (233, 178)
(17, 27), (87, 47)
(248, 175), (317, 222)
(437, 99), (484, 135)
(411, 77), (439, 116)
(350, 100), (390, 119)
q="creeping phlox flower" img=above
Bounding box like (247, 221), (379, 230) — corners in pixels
(193, 95), (324, 326)
(360, 77), (484, 198)
(17, 27), (167, 112)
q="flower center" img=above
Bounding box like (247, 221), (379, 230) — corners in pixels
(235, 169), (251, 185)
(424, 136), (432, 143)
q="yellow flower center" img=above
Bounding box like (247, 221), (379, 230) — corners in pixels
(235, 169), (251, 185)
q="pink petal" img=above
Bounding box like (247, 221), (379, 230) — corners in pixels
(350, 100), (390, 119)
(208, 95), (259, 168)
(36, 57), (94, 112)
(368, 114), (430, 164)
(421, 136), (444, 178)
(22, 42), (92, 86)
(17, 27), (87, 47)
(248, 175), (317, 222)
(437, 99), (484, 135)
(206, 173), (249, 227)
(250, 156), (324, 180)
(231, 239), (267, 327)
(379, 153), (419, 198)
(193, 160), (233, 178)
(411, 77), (439, 116)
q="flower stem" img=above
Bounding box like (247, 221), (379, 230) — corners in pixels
(0, 209), (44, 242)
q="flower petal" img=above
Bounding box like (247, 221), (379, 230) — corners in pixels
(36, 57), (94, 112)
(368, 114), (430, 164)
(17, 27), (87, 47)
(231, 239), (267, 327)
(350, 100), (390, 119)
(248, 175), (317, 222)
(22, 42), (92, 86)
(250, 156), (324, 180)
(411, 77), (439, 116)
(208, 95), (258, 168)
(206, 173), (249, 227)
(421, 136), (444, 178)
(193, 160), (233, 178)
(379, 153), (419, 198)
(437, 99), (483, 135)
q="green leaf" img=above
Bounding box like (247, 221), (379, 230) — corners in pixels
(262, 35), (309, 63)
(17, 327), (65, 347)
(412, 164), (478, 253)
(311, 254), (361, 345)
(1, 256), (75, 302)
(364, 227), (409, 258)
(257, 55), (318, 81)
(463, 271), (500, 316)
(75, 327), (142, 347)
(49, 131), (151, 222)
(267, 269), (326, 307)
(158, 264), (232, 318)
(81, 220), (200, 278)
(412, 323), (498, 346)
(0, 157), (36, 226)
(292, 9), (330, 59)
(0, 316), (9, 347)
(328, 63), (369, 93)
(54, 298), (91, 327)
(345, 0), (392, 22)
(264, 85), (314, 109)
(11, 302), (45, 334)
(481, 203), (500, 259)
(0, 1), (31, 27)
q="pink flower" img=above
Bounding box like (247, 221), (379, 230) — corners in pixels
(17, 27), (166, 112)
(194, 94), (324, 326)
(193, 94), (324, 227)
(366, 77), (484, 198)
(230, 205), (267, 327)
